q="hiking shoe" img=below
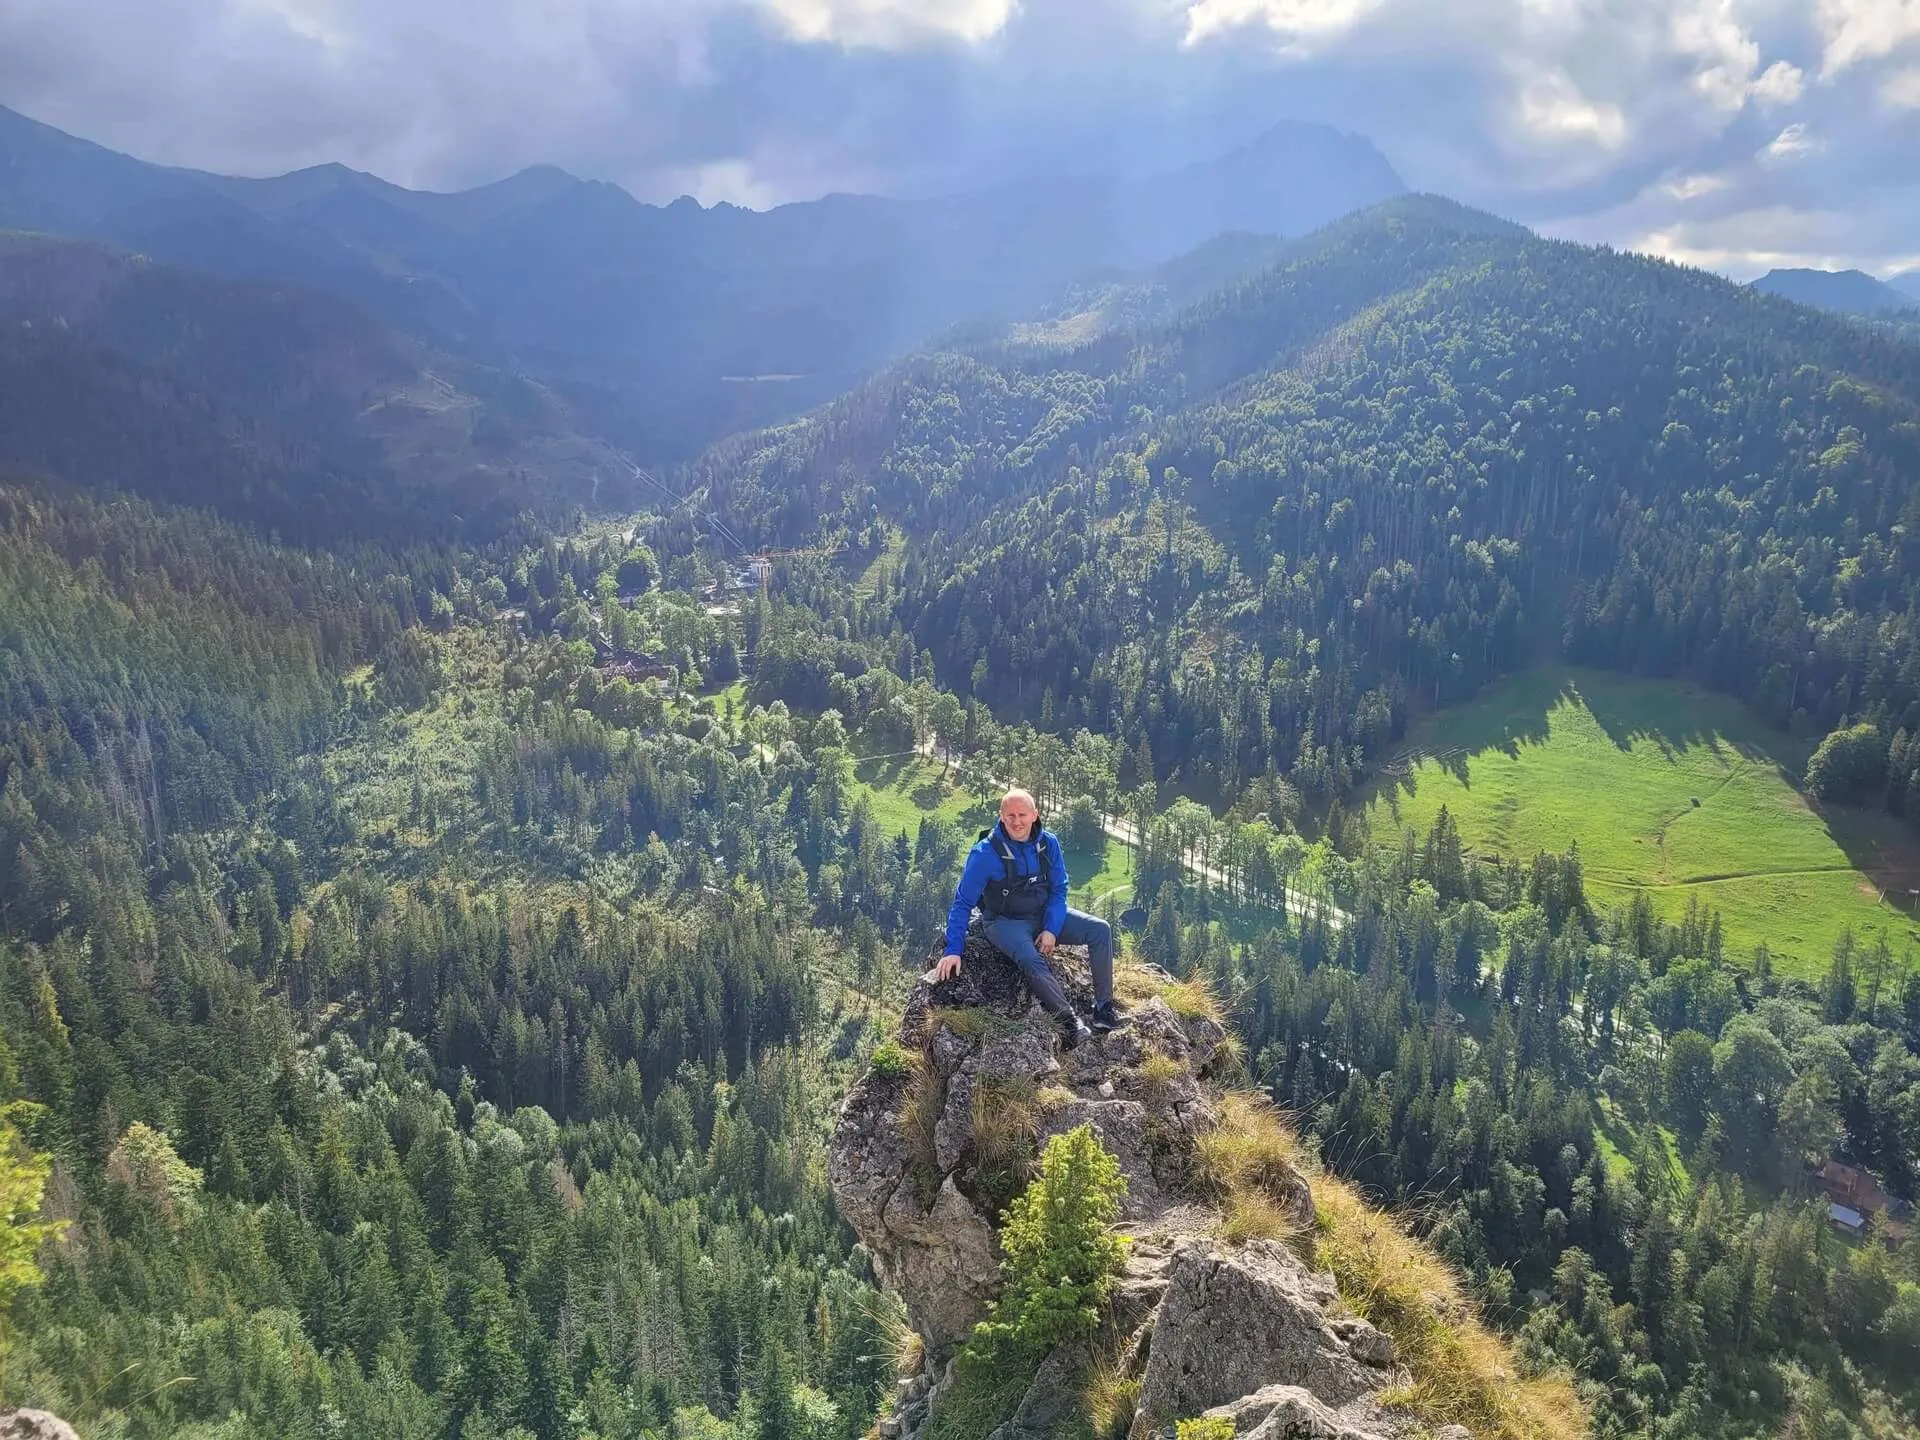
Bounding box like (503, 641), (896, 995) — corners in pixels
(1058, 1013), (1093, 1051)
(1090, 1000), (1127, 1034)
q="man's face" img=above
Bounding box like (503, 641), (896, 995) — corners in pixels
(1000, 796), (1037, 840)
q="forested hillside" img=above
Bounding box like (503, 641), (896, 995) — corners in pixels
(0, 234), (632, 541)
(703, 197), (1920, 830)
(0, 476), (934, 1436)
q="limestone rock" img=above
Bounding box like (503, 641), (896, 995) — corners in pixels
(983, 1341), (1096, 1440)
(0, 1413), (81, 1440)
(1134, 1238), (1402, 1429)
(1197, 1384), (1390, 1439)
(882, 1173), (1000, 1355)
(1108, 1235), (1176, 1338)
(1039, 1096), (1164, 1217)
(830, 1049), (1000, 1354)
(833, 932), (1333, 1416)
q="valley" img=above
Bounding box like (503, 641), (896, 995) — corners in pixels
(2, 103), (1920, 1440)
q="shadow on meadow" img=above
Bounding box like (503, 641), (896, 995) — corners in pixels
(1367, 665), (1920, 942)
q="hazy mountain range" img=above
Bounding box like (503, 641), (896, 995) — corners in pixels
(0, 103), (1404, 476)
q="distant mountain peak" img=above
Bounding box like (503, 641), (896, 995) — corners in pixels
(1752, 267), (1916, 317)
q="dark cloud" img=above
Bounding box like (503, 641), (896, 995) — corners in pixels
(0, 0), (1916, 274)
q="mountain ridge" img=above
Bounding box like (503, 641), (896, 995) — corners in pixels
(1752, 266), (1918, 316)
(0, 102), (1407, 464)
(0, 229), (633, 539)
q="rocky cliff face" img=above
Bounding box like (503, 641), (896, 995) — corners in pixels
(829, 935), (1440, 1440)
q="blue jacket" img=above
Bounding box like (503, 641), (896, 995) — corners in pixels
(944, 823), (1069, 956)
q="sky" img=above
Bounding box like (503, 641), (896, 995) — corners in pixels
(1, 0), (1917, 279)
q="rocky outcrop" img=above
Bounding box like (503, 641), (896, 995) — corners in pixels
(1191, 1384), (1392, 1439)
(0, 1413), (81, 1440)
(830, 935), (1431, 1439)
(1132, 1239), (1404, 1433)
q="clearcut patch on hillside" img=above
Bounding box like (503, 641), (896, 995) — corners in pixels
(1367, 668), (1920, 979)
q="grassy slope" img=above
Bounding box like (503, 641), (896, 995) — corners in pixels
(1366, 668), (1920, 979)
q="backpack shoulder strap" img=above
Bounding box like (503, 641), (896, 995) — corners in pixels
(985, 828), (1017, 883)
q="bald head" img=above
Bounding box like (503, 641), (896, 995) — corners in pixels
(999, 789), (1037, 841)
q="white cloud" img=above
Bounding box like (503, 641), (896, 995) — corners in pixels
(1184, 0), (1382, 47)
(1750, 59), (1805, 104)
(4, 0), (1919, 275)
(1764, 120), (1816, 158)
(1667, 172), (1732, 198)
(1816, 0), (1920, 77)
(1180, 0), (1812, 185)
(1630, 202), (1863, 278)
(1671, 0), (1760, 112)
(1517, 67), (1627, 148)
(757, 0), (1018, 47)
(659, 158), (783, 207)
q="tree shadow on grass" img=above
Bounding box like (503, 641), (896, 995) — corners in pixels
(1576, 668), (1774, 763)
(1370, 667), (1561, 814)
(908, 769), (953, 812)
(854, 753), (917, 790)
(1371, 665), (1920, 947)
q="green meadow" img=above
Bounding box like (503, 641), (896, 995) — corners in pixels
(1367, 668), (1920, 979)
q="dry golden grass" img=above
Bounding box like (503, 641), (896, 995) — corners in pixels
(1192, 1089), (1586, 1439)
(864, 1292), (924, 1379)
(1138, 1050), (1185, 1096)
(1160, 974), (1225, 1025)
(1035, 1083), (1077, 1110)
(929, 1005), (1026, 1041)
(971, 1073), (1039, 1212)
(1312, 1175), (1589, 1440)
(1114, 961), (1168, 1004)
(1218, 1186), (1296, 1243)
(898, 1048), (943, 1197)
(1208, 1031), (1247, 1079)
(1194, 1091), (1312, 1209)
(1081, 1354), (1141, 1440)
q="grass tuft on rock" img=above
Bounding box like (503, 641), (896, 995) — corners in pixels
(1160, 974), (1225, 1024)
(920, 1346), (1039, 1440)
(970, 1073), (1039, 1215)
(930, 1004), (1027, 1040)
(1218, 1186), (1294, 1244)
(1194, 1090), (1311, 1235)
(897, 1047), (944, 1203)
(1081, 1355), (1141, 1440)
(1138, 1050), (1185, 1099)
(1194, 1088), (1586, 1437)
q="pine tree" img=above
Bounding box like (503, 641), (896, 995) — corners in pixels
(754, 1337), (800, 1440)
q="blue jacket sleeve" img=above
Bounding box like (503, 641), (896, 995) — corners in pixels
(1043, 830), (1069, 937)
(944, 843), (993, 956)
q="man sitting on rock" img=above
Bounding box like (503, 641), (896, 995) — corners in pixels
(935, 788), (1123, 1049)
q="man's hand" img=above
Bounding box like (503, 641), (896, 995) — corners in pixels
(1037, 931), (1057, 957)
(934, 954), (963, 982)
